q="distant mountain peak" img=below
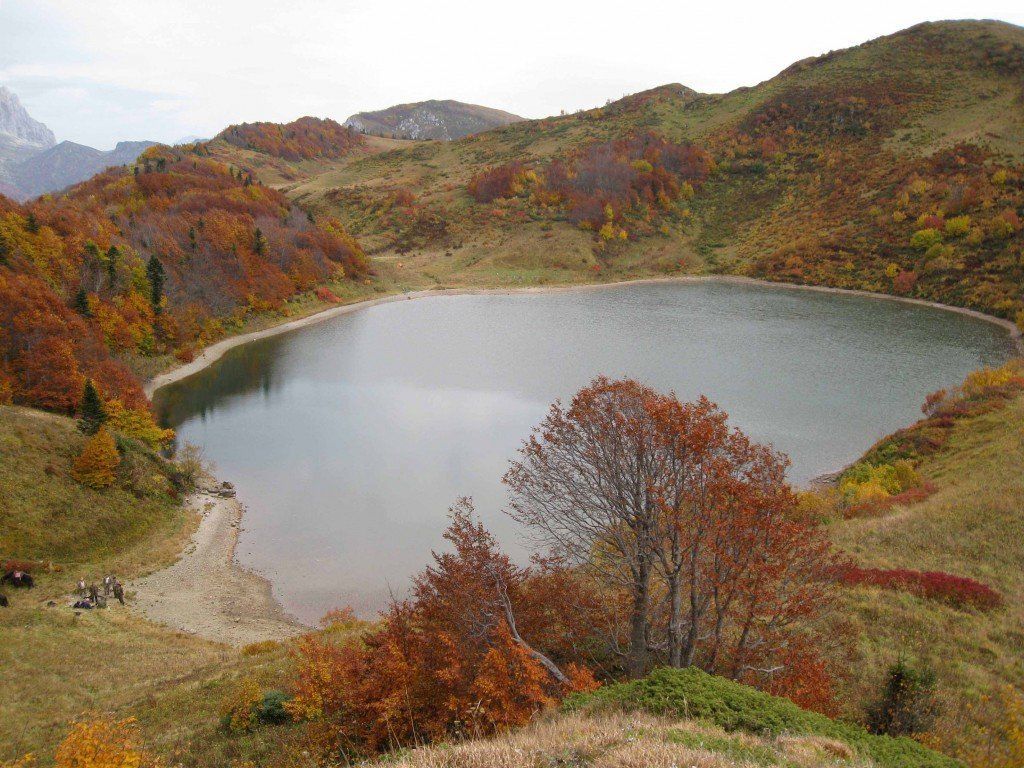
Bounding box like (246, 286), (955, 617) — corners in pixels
(345, 100), (524, 141)
(0, 85), (56, 149)
(8, 137), (157, 200)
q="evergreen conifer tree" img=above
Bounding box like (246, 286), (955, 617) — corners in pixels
(78, 379), (107, 435)
(146, 255), (165, 314)
(73, 287), (91, 317)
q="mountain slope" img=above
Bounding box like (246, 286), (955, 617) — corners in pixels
(214, 116), (364, 161)
(345, 99), (524, 140)
(0, 143), (371, 417)
(241, 21), (1023, 325)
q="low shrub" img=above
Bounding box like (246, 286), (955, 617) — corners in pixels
(842, 481), (936, 519)
(256, 690), (292, 725)
(315, 286), (341, 304)
(841, 566), (1002, 610)
(565, 667), (960, 768)
(54, 717), (159, 768)
(220, 678), (262, 732)
(220, 679), (294, 732)
(242, 639), (281, 656)
(867, 661), (938, 737)
(468, 162), (530, 203)
(839, 459), (925, 513)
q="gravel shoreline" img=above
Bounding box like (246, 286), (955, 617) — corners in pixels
(129, 492), (305, 644)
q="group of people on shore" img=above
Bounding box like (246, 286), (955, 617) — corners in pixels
(73, 574), (124, 609)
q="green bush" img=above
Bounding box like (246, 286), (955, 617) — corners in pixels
(910, 228), (943, 250)
(564, 667), (960, 768)
(256, 689), (292, 725)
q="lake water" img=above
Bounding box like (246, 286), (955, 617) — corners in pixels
(153, 281), (1017, 623)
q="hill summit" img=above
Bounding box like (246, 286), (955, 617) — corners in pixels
(345, 99), (523, 140)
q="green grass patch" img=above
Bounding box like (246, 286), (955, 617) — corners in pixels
(565, 667), (960, 768)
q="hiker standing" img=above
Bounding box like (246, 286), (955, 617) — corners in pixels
(112, 580), (125, 606)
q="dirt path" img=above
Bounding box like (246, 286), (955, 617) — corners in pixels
(129, 492), (305, 646)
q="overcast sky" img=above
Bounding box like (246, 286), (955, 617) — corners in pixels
(1, 0), (1022, 150)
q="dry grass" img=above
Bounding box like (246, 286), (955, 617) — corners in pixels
(380, 712), (874, 768)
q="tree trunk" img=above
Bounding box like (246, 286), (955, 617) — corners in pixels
(668, 572), (683, 667)
(628, 559), (651, 677)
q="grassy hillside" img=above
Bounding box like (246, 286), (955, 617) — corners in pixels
(0, 405), (305, 766)
(214, 21), (1023, 323)
(831, 391), (1024, 763)
(0, 406), (187, 568)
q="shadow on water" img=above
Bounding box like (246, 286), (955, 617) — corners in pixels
(154, 333), (293, 435)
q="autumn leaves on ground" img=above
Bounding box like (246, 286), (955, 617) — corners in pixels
(1, 17), (1024, 768)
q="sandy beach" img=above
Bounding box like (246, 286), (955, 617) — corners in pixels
(132, 274), (1023, 644)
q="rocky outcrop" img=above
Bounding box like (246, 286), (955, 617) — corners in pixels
(0, 86), (56, 150)
(0, 86), (56, 196)
(0, 86), (156, 200)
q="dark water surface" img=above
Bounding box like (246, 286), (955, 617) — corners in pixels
(154, 282), (1016, 623)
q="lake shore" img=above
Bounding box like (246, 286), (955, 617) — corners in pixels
(138, 274), (1023, 642)
(129, 490), (306, 643)
(145, 274), (1024, 397)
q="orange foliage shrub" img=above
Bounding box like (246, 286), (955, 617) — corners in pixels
(53, 717), (159, 768)
(219, 678), (263, 733)
(71, 428), (120, 489)
(287, 501), (597, 755)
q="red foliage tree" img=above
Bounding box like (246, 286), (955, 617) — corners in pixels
(288, 501), (596, 756)
(505, 377), (842, 691)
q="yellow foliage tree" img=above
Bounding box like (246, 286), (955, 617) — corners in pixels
(54, 717), (158, 768)
(71, 428), (120, 489)
(105, 399), (174, 449)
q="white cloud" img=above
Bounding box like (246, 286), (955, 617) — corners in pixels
(1, 0), (1022, 148)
